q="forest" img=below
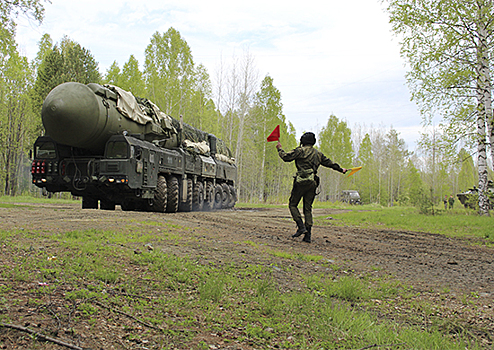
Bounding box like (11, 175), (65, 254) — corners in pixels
(0, 0), (492, 214)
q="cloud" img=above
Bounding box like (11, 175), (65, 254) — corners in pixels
(15, 0), (422, 148)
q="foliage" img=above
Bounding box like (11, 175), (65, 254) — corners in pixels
(103, 55), (145, 97)
(457, 148), (477, 193)
(0, 0), (46, 51)
(248, 75), (296, 202)
(317, 115), (354, 201)
(0, 45), (35, 195)
(144, 28), (196, 117)
(0, 21), (491, 211)
(31, 35), (101, 115)
(383, 0), (494, 215)
(355, 133), (374, 204)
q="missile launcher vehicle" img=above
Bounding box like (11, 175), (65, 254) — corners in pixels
(31, 82), (237, 212)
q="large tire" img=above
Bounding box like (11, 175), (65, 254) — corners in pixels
(214, 184), (223, 209)
(204, 181), (215, 211)
(166, 176), (179, 213)
(100, 200), (115, 210)
(121, 200), (135, 211)
(192, 181), (204, 211)
(152, 175), (167, 212)
(228, 185), (237, 208)
(82, 196), (98, 209)
(179, 178), (193, 212)
(221, 183), (231, 208)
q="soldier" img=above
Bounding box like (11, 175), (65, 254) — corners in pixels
(448, 195), (455, 209)
(276, 132), (347, 243)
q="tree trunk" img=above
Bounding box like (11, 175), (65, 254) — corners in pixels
(259, 121), (266, 202)
(476, 17), (491, 216)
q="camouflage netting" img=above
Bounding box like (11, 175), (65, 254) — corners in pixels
(170, 118), (209, 143)
(104, 84), (175, 133)
(170, 118), (233, 159)
(106, 84), (233, 160)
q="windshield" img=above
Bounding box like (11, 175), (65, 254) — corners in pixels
(106, 141), (129, 159)
(36, 142), (56, 159)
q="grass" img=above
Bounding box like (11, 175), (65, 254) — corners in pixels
(311, 202), (493, 243)
(0, 194), (79, 205)
(0, 196), (489, 349)
(0, 223), (481, 349)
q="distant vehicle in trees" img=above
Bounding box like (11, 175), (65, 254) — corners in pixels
(341, 190), (361, 205)
(457, 181), (494, 210)
(31, 82), (237, 212)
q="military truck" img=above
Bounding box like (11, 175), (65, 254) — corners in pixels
(457, 181), (494, 210)
(31, 82), (237, 212)
(341, 190), (361, 205)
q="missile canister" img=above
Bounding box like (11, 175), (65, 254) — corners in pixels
(42, 82), (178, 153)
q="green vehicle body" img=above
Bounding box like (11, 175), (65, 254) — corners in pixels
(456, 181), (494, 210)
(31, 82), (237, 212)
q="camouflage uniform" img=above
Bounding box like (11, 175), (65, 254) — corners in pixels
(278, 144), (345, 242)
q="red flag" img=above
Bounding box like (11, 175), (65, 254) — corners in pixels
(267, 125), (280, 142)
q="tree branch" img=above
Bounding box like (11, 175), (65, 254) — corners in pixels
(0, 323), (83, 350)
(92, 300), (163, 331)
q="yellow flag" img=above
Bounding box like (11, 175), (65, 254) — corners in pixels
(347, 166), (362, 177)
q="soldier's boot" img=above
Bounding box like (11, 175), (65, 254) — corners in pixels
(292, 219), (308, 238)
(302, 225), (312, 243)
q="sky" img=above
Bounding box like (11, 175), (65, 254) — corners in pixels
(15, 0), (423, 151)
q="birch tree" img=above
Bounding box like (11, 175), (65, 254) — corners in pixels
(144, 28), (195, 117)
(120, 55), (145, 97)
(385, 128), (409, 206)
(250, 75), (292, 202)
(0, 50), (35, 195)
(317, 115), (354, 201)
(384, 0), (494, 215)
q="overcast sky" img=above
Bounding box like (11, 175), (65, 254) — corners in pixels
(15, 0), (423, 150)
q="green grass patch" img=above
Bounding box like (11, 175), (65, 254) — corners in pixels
(315, 204), (493, 242)
(0, 194), (79, 205)
(0, 203), (31, 208)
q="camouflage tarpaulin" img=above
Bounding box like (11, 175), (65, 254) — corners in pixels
(170, 118), (209, 143)
(105, 84), (232, 159)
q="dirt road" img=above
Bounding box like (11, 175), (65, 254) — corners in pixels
(1, 202), (493, 348)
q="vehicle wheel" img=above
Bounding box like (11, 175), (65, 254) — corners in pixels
(166, 176), (179, 213)
(221, 183), (231, 208)
(192, 181), (204, 211)
(152, 175), (167, 212)
(179, 178), (193, 212)
(214, 184), (223, 209)
(204, 181), (215, 211)
(228, 185), (237, 208)
(121, 200), (135, 211)
(82, 196), (98, 209)
(100, 200), (115, 210)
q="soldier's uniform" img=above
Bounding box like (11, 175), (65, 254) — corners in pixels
(277, 132), (346, 242)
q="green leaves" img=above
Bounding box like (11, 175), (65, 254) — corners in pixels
(32, 35), (101, 115)
(384, 0), (494, 213)
(144, 28), (195, 117)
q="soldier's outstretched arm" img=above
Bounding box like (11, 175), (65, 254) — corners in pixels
(320, 153), (347, 173)
(277, 145), (301, 162)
